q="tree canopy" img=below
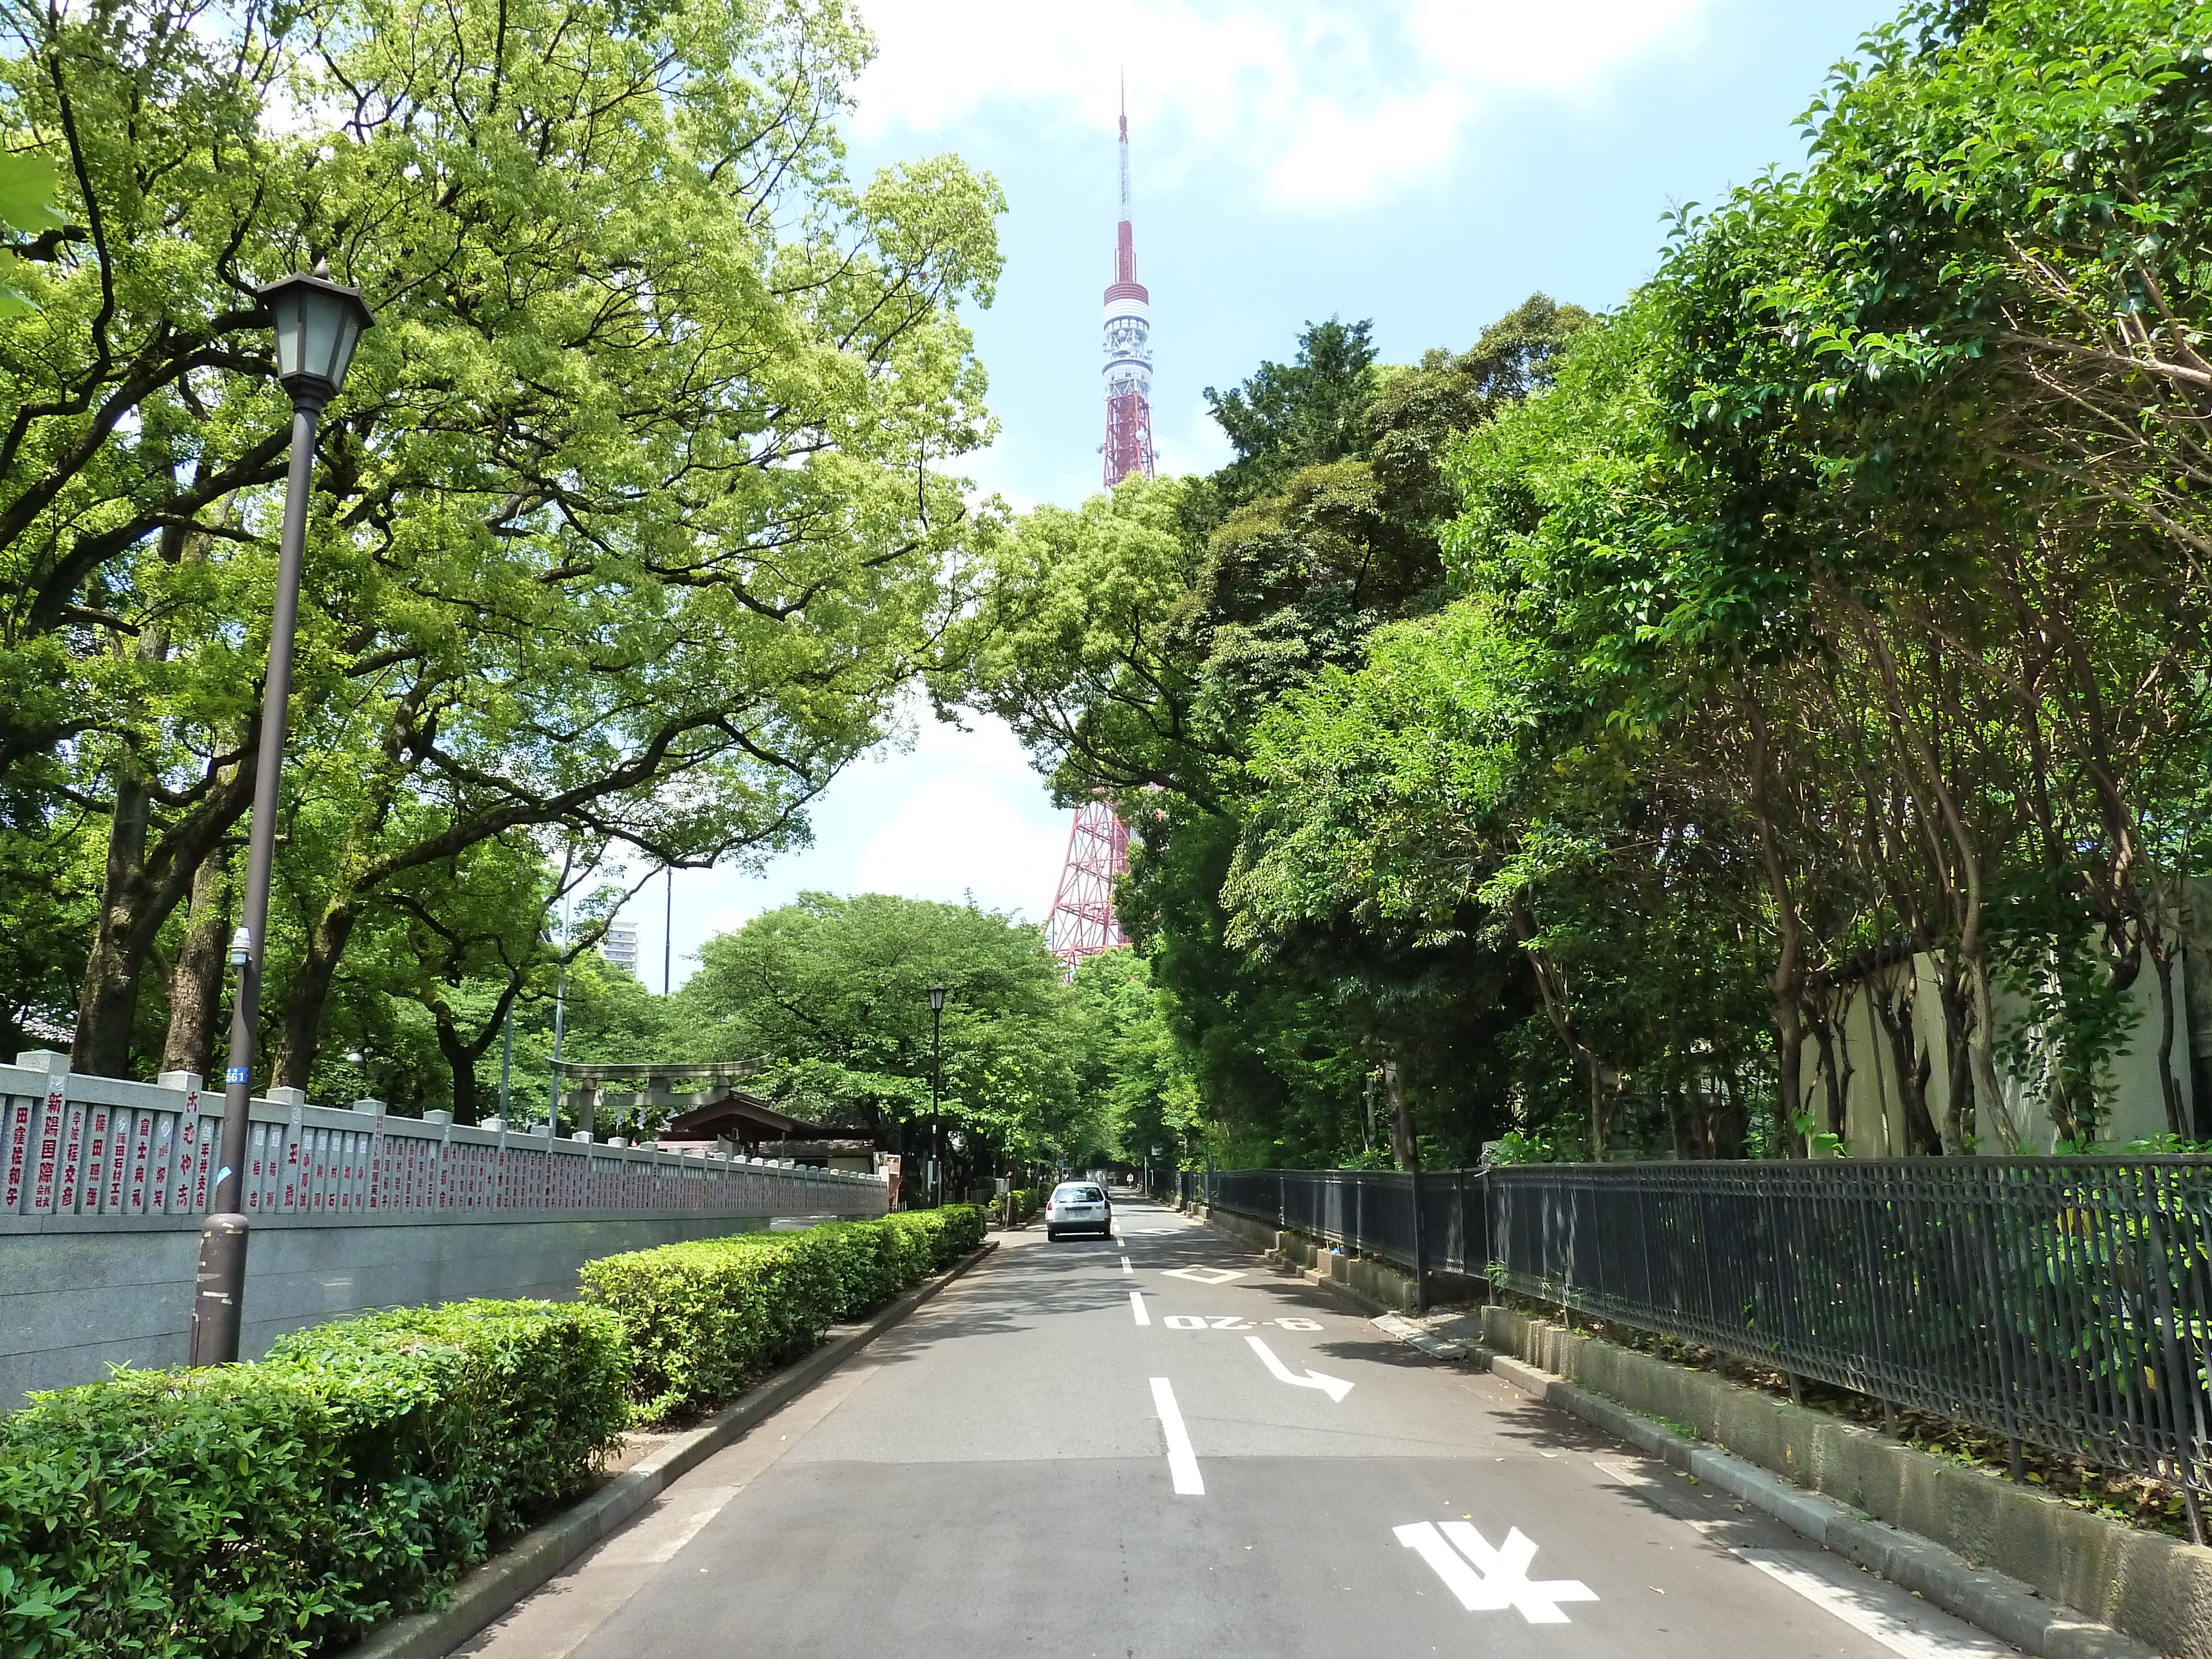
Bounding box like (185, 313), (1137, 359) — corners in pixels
(0, 0), (1001, 1112)
(960, 0), (2212, 1166)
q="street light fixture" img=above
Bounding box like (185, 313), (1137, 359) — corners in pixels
(188, 260), (373, 1368)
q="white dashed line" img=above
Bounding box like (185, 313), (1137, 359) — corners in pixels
(1120, 1255), (1133, 1274)
(1130, 1289), (1150, 1325)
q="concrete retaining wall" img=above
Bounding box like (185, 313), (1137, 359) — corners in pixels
(1481, 1305), (2212, 1659)
(2, 1209), (784, 1404)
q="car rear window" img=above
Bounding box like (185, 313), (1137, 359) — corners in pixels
(1055, 1185), (1101, 1201)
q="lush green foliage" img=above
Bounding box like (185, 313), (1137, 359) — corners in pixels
(953, 299), (1590, 1168)
(965, 0), (2212, 1165)
(0, 1301), (625, 1658)
(0, 0), (1000, 1107)
(675, 893), (1104, 1175)
(580, 1206), (985, 1422)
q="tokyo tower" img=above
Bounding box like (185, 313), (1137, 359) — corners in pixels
(1100, 91), (1154, 487)
(1048, 100), (1147, 975)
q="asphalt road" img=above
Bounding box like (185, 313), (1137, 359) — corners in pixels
(460, 1198), (2018, 1659)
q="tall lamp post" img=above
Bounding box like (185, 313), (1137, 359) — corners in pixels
(189, 261), (373, 1367)
(927, 984), (947, 1203)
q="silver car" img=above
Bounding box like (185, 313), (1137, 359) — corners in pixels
(1044, 1181), (1113, 1241)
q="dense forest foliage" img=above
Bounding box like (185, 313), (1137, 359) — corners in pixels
(953, 0), (2212, 1167)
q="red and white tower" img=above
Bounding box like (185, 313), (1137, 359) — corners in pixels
(1046, 799), (1130, 975)
(1048, 105), (1149, 975)
(1101, 95), (1154, 486)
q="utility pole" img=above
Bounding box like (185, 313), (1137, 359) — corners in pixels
(497, 998), (513, 1120)
(663, 865), (673, 995)
(927, 983), (947, 1205)
(188, 264), (373, 1368)
(548, 899), (567, 1135)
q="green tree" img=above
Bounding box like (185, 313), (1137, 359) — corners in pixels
(678, 893), (1097, 1184)
(0, 0), (1002, 1086)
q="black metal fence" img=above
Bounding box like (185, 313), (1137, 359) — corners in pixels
(1177, 1157), (2212, 1502)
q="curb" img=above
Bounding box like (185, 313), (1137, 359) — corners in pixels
(344, 1240), (1000, 1659)
(1475, 1345), (2159, 1659)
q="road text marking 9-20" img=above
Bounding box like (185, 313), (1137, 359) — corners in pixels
(1160, 1315), (1321, 1331)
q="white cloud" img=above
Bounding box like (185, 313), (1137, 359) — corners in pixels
(1152, 396), (1234, 479)
(851, 770), (1071, 919)
(639, 708), (1071, 985)
(848, 0), (1714, 210)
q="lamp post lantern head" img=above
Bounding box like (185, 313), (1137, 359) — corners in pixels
(927, 983), (948, 1015)
(259, 259), (374, 410)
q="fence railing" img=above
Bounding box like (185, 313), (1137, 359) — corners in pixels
(1183, 1157), (2212, 1500)
(1, 1055), (884, 1224)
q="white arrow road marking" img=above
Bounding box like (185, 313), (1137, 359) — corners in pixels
(1130, 1290), (1150, 1326)
(1162, 1265), (1244, 1285)
(1395, 1521), (1597, 1624)
(1150, 1378), (1203, 1495)
(1244, 1334), (1354, 1402)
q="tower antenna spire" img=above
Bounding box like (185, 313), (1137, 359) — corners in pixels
(1100, 85), (1152, 485)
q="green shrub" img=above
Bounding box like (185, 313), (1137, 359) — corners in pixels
(583, 1206), (985, 1424)
(0, 1301), (625, 1659)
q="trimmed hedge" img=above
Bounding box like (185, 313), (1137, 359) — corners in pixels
(582, 1206), (986, 1423)
(0, 1301), (626, 1659)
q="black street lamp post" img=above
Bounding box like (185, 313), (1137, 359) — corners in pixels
(927, 984), (947, 1203)
(188, 261), (373, 1368)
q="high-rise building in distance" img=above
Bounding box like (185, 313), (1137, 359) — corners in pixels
(599, 922), (640, 971)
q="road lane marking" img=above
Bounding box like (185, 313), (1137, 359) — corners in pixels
(1150, 1378), (1204, 1495)
(1120, 1255), (1133, 1274)
(1396, 1521), (1596, 1624)
(1245, 1334), (1354, 1402)
(632, 1488), (739, 1563)
(1593, 1457), (2013, 1654)
(1163, 1265), (1244, 1285)
(1733, 1550), (2016, 1658)
(1130, 1290), (1150, 1325)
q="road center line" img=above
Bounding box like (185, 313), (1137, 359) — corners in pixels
(1120, 1255), (1133, 1274)
(1150, 1377), (1204, 1495)
(1130, 1288), (1150, 1324)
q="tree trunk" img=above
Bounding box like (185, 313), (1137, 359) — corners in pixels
(159, 849), (233, 1078)
(271, 901), (358, 1090)
(1871, 962), (1941, 1155)
(1809, 999), (1847, 1144)
(1713, 1060), (1750, 1160)
(1965, 953), (2020, 1151)
(1934, 957), (1976, 1153)
(1744, 697), (1809, 1159)
(426, 974), (524, 1126)
(2150, 938), (2187, 1138)
(71, 757), (156, 1076)
(1586, 1059), (1618, 1162)
(1668, 1071), (1714, 1160)
(1382, 1056), (1417, 1172)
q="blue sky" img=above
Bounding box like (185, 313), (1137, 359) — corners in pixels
(627, 0), (1904, 987)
